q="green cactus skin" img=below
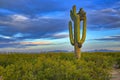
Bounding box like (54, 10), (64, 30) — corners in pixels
(68, 5), (87, 59)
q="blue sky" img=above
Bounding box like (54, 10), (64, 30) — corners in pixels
(0, 0), (120, 52)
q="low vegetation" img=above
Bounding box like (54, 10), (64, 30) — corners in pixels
(0, 52), (120, 80)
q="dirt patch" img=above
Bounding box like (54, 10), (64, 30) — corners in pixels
(111, 69), (120, 80)
(0, 76), (2, 80)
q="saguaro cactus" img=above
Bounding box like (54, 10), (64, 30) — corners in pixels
(68, 5), (87, 59)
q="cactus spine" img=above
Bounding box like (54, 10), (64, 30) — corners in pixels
(69, 5), (87, 59)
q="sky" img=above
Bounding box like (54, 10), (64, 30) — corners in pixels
(0, 0), (120, 52)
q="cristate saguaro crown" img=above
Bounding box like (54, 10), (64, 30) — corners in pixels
(68, 5), (87, 59)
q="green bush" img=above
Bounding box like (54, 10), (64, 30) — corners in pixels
(0, 52), (119, 80)
(116, 57), (120, 68)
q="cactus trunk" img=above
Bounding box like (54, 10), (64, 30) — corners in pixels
(74, 18), (81, 59)
(74, 43), (81, 59)
(68, 5), (87, 59)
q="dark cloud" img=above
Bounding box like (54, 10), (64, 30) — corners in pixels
(94, 35), (120, 41)
(0, 42), (20, 48)
(0, 37), (15, 43)
(87, 8), (120, 30)
(0, 0), (68, 49)
(0, 14), (68, 40)
(0, 0), (66, 15)
(86, 1), (120, 30)
(0, 0), (120, 31)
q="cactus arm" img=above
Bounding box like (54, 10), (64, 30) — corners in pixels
(69, 21), (74, 45)
(70, 5), (77, 21)
(70, 10), (74, 21)
(73, 5), (76, 16)
(80, 16), (86, 44)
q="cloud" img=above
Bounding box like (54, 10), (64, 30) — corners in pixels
(0, 0), (120, 32)
(87, 9), (120, 30)
(87, 0), (120, 30)
(94, 35), (120, 41)
(0, 13), (67, 48)
(0, 37), (15, 43)
(0, 0), (120, 51)
(100, 8), (117, 13)
(52, 32), (68, 39)
(0, 0), (66, 15)
(43, 32), (69, 39)
(11, 14), (29, 21)
(0, 40), (53, 48)
(20, 41), (52, 45)
(0, 34), (12, 39)
(0, 14), (67, 39)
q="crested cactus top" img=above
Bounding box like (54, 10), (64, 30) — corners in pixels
(77, 8), (86, 21)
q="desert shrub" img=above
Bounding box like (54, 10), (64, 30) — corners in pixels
(116, 57), (120, 68)
(0, 52), (119, 80)
(1, 60), (36, 80)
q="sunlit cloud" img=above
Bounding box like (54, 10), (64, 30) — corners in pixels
(20, 41), (52, 45)
(0, 34), (12, 39)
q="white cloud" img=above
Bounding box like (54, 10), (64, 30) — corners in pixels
(0, 34), (12, 39)
(53, 32), (68, 38)
(11, 14), (29, 21)
(100, 8), (117, 13)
